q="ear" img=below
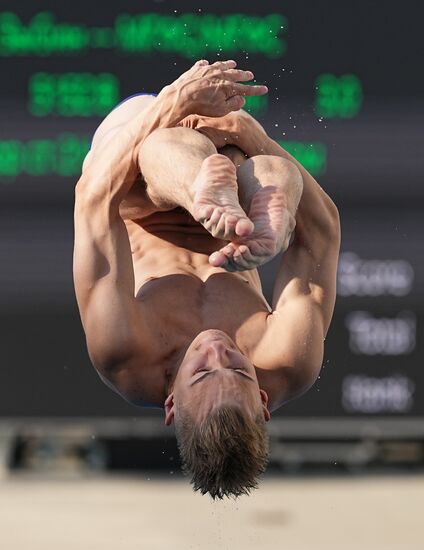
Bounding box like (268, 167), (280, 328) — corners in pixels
(259, 389), (271, 422)
(164, 393), (175, 426)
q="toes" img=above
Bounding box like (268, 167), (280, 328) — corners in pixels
(216, 213), (238, 239)
(209, 242), (259, 272)
(231, 245), (254, 270)
(209, 243), (236, 268)
(209, 250), (227, 267)
(206, 210), (253, 240)
(194, 205), (214, 223)
(229, 243), (264, 271)
(235, 218), (254, 237)
(203, 207), (224, 234)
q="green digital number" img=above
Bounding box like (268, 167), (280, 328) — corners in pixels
(315, 74), (363, 118)
(29, 73), (119, 116)
(0, 134), (90, 178)
(279, 141), (327, 176)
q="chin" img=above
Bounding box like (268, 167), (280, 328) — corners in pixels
(198, 328), (234, 343)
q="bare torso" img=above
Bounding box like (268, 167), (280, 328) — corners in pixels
(122, 203), (275, 402)
(77, 94), (340, 412)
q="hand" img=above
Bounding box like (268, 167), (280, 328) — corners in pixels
(168, 59), (268, 118)
(178, 109), (270, 158)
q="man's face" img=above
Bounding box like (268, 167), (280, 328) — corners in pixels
(164, 329), (270, 425)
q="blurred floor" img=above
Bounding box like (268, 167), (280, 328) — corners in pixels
(0, 473), (423, 550)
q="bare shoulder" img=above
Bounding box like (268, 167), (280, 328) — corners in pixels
(90, 94), (157, 149)
(82, 94), (157, 173)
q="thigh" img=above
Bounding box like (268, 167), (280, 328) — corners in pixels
(119, 173), (178, 222)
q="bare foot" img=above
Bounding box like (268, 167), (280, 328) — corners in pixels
(191, 154), (255, 240)
(209, 185), (296, 271)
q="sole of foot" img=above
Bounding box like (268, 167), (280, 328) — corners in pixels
(191, 154), (255, 241)
(209, 185), (295, 272)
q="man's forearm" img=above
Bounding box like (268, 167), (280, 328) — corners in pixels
(76, 86), (186, 212)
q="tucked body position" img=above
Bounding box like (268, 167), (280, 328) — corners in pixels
(73, 60), (341, 499)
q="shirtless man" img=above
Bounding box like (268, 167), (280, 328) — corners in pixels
(73, 59), (340, 499)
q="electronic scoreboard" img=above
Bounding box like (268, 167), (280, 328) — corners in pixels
(1, 0), (422, 425)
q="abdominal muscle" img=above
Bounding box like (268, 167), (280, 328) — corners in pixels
(124, 208), (271, 313)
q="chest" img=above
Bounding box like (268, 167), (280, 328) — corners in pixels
(136, 272), (271, 336)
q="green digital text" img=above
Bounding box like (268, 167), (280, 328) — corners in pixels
(279, 141), (327, 176)
(0, 134), (90, 177)
(315, 74), (363, 118)
(0, 11), (287, 58)
(29, 72), (120, 116)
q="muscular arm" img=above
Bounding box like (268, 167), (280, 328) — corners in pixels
(262, 138), (340, 320)
(253, 135), (341, 407)
(73, 87), (185, 378)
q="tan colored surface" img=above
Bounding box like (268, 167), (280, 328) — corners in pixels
(0, 474), (423, 550)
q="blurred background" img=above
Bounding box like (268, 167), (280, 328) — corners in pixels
(0, 1), (423, 548)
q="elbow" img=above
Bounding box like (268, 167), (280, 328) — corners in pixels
(327, 199), (340, 225)
(287, 361), (323, 401)
(323, 199), (341, 241)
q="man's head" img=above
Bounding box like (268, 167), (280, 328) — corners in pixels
(164, 329), (271, 499)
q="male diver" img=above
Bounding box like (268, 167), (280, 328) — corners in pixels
(73, 59), (340, 499)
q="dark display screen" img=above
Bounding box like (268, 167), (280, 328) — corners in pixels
(1, 0), (422, 420)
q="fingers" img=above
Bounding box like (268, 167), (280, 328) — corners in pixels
(210, 59), (237, 70)
(228, 82), (268, 96)
(223, 69), (254, 82)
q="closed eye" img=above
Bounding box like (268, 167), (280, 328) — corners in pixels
(190, 368), (254, 386)
(194, 365), (245, 375)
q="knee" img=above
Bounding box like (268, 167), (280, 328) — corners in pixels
(139, 126), (217, 159)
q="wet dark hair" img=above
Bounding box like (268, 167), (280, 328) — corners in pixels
(175, 403), (269, 500)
